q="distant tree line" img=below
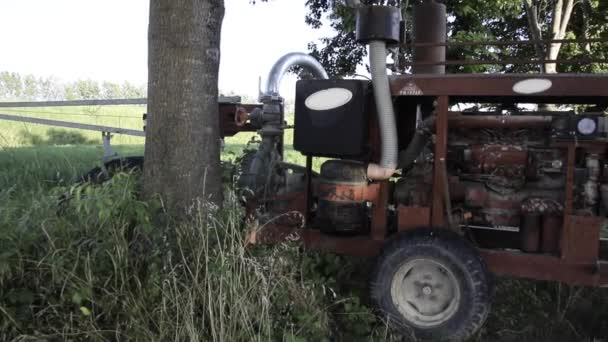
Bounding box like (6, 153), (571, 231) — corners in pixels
(0, 71), (147, 101)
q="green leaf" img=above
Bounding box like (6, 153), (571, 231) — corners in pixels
(71, 292), (83, 305)
(79, 306), (91, 316)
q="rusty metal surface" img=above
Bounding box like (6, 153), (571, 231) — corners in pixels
(431, 96), (449, 227)
(480, 249), (607, 286)
(389, 74), (608, 100)
(520, 214), (541, 253)
(449, 113), (553, 129)
(601, 239), (608, 260)
(251, 223), (608, 286)
(245, 61), (608, 289)
(561, 215), (601, 264)
(564, 145), (576, 216)
(316, 182), (368, 203)
(412, 1), (446, 74)
(542, 215), (562, 254)
(407, 37), (607, 48)
(305, 155), (313, 223)
(370, 182), (390, 241)
(219, 103), (258, 137)
(468, 144), (527, 174)
(398, 206), (431, 231)
(401, 58), (608, 67)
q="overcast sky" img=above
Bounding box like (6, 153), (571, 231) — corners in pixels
(0, 0), (335, 100)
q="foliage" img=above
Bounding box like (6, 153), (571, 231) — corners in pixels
(19, 128), (97, 146)
(1, 142), (608, 340)
(0, 151), (397, 341)
(0, 71), (146, 101)
(293, 0), (608, 76)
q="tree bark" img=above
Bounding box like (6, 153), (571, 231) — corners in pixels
(523, 0), (575, 74)
(144, 0), (225, 213)
(580, 0), (593, 54)
(545, 0), (574, 73)
(523, 0), (545, 73)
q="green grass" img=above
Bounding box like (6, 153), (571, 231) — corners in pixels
(1, 109), (608, 341)
(0, 111), (393, 341)
(0, 105), (323, 170)
(0, 105), (146, 146)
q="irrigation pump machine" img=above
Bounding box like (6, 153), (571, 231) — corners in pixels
(236, 2), (608, 341)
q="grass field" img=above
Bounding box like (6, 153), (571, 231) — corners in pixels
(0, 105), (322, 169)
(0, 106), (146, 146)
(1, 108), (608, 341)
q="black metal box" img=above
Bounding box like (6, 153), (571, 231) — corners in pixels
(294, 79), (371, 158)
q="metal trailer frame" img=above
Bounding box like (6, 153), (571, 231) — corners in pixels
(252, 72), (608, 287)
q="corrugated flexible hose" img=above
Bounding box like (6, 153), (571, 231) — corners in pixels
(367, 40), (399, 180)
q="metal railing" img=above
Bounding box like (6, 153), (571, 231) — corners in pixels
(403, 37), (608, 67)
(0, 96), (243, 159)
(0, 98), (149, 159)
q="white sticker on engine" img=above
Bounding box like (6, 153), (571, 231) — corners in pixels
(512, 78), (553, 94)
(304, 88), (353, 111)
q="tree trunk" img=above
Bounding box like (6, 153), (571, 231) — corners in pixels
(523, 0), (574, 74)
(144, 0), (225, 213)
(523, 0), (546, 73)
(545, 0), (574, 74)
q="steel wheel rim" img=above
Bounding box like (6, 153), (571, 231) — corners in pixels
(390, 258), (461, 328)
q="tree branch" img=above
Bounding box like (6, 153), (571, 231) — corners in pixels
(524, 0), (546, 72)
(546, 0), (575, 72)
(552, 0), (563, 39)
(580, 0), (592, 53)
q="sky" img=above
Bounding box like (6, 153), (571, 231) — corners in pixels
(0, 0), (335, 100)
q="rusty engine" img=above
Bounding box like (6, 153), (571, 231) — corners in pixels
(290, 79), (607, 254)
(396, 110), (606, 253)
(237, 2), (608, 258)
(234, 1), (608, 339)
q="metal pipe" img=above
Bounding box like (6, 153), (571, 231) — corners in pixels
(521, 214), (541, 253)
(264, 53), (329, 97)
(412, 1), (447, 74)
(397, 114), (552, 169)
(407, 37), (608, 48)
(345, 0), (360, 7)
(0, 96), (243, 108)
(0, 113), (144, 136)
(448, 114), (553, 129)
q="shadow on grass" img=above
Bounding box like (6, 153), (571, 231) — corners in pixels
(19, 128), (98, 146)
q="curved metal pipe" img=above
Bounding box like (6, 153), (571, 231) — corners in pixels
(264, 52), (329, 96)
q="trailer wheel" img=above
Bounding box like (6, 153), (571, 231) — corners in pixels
(371, 228), (491, 341)
(79, 156), (144, 184)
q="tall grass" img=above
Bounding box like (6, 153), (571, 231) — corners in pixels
(0, 165), (396, 341)
(1, 111), (608, 341)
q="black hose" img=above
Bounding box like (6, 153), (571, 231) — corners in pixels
(397, 115), (436, 170)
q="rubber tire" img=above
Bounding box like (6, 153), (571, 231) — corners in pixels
(370, 228), (491, 341)
(79, 156), (144, 184)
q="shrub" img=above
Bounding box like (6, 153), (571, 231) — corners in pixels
(46, 129), (95, 145)
(0, 174), (396, 341)
(19, 129), (96, 146)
